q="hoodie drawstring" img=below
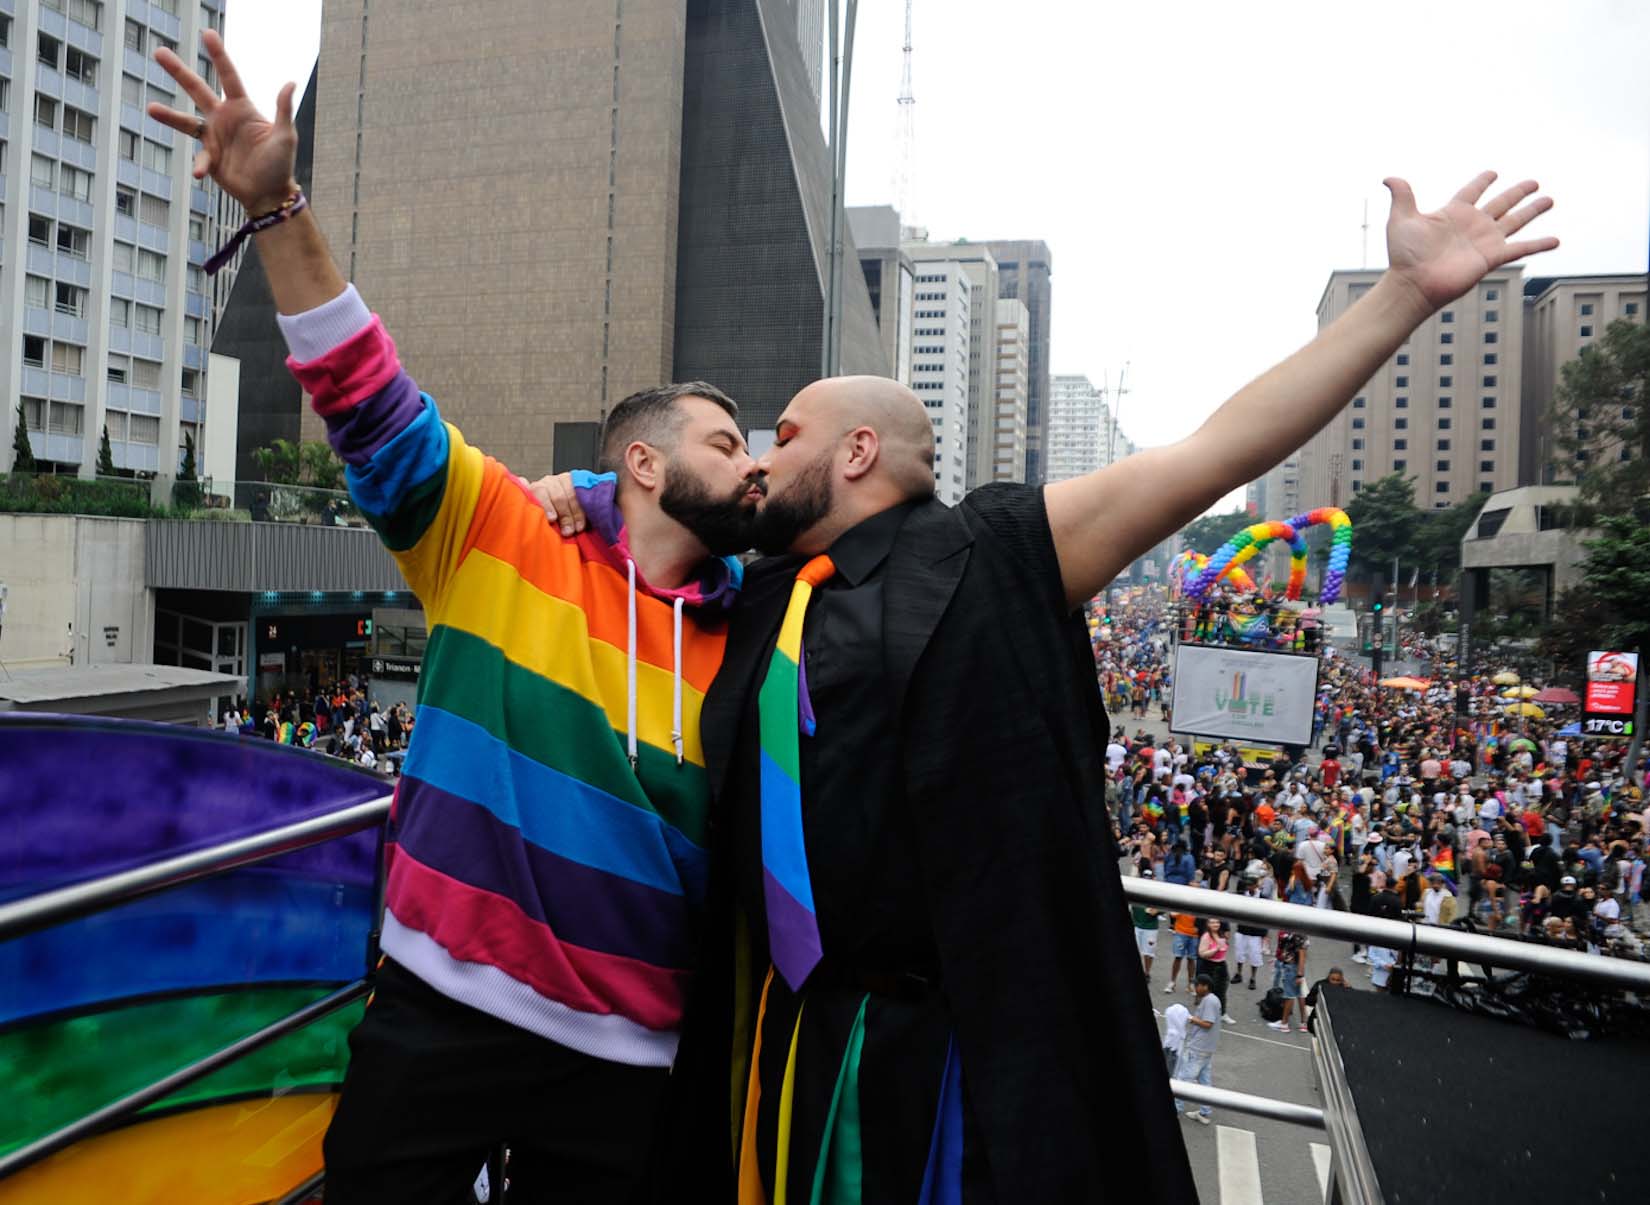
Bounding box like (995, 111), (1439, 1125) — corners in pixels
(626, 559), (639, 772)
(671, 598), (685, 766)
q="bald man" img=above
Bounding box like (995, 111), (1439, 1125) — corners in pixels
(535, 170), (1556, 1203)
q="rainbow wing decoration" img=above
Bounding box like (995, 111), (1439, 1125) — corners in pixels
(0, 715), (385, 1203)
(1182, 506), (1353, 605)
(1173, 550), (1258, 594)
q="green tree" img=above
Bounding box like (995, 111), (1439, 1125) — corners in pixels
(175, 429), (201, 509)
(252, 437), (303, 484)
(97, 422), (116, 476)
(252, 438), (343, 488)
(1177, 508), (1251, 555)
(1414, 489), (1489, 580)
(1550, 318), (1650, 513)
(1344, 472), (1418, 585)
(1556, 513), (1650, 657)
(10, 400), (35, 472)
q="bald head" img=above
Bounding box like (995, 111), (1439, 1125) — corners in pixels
(805, 375), (935, 499)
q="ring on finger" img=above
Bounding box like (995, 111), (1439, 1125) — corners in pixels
(195, 117), (207, 140)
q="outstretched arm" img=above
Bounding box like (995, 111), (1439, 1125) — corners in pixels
(1045, 172), (1558, 610)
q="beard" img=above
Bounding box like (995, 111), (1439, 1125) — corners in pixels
(752, 446), (834, 555)
(659, 465), (761, 557)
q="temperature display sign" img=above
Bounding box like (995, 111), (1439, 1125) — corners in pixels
(1584, 651), (1639, 738)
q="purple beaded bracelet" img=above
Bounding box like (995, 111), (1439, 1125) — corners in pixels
(204, 191), (309, 276)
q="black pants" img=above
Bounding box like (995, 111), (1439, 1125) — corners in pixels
(323, 959), (670, 1204)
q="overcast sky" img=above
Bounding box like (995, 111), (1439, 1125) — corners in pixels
(229, 1), (1649, 502)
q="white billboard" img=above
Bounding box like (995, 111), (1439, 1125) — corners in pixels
(1171, 644), (1319, 747)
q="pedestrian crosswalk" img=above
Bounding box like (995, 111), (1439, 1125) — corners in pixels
(1210, 1125), (1333, 1204)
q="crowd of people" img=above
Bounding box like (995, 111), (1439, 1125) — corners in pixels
(217, 681), (411, 771)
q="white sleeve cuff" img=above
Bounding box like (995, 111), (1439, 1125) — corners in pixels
(276, 284), (374, 362)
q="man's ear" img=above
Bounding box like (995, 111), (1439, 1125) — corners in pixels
(624, 440), (663, 491)
(841, 426), (880, 482)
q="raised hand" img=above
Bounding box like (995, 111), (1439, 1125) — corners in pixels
(1383, 172), (1558, 314)
(147, 29), (298, 216)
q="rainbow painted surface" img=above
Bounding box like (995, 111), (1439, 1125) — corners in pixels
(0, 715), (384, 1203)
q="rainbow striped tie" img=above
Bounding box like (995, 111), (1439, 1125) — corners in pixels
(758, 554), (835, 990)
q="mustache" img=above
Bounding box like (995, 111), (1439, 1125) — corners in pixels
(742, 475), (769, 497)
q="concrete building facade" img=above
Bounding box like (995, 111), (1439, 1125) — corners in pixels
(1046, 372), (1110, 483)
(1297, 268), (1525, 510)
(1, 0), (239, 481)
(981, 240), (1051, 484)
(991, 297), (1028, 483)
(299, 0), (883, 477)
(1519, 273), (1647, 485)
(848, 204), (913, 386)
(907, 259), (969, 503)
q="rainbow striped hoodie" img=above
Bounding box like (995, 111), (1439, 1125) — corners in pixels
(281, 286), (741, 1067)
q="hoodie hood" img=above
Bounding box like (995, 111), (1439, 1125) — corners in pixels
(568, 470), (743, 611)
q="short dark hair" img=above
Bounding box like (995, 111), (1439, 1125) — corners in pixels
(597, 381), (739, 476)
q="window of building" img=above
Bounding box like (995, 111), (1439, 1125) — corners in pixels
(129, 414), (160, 445)
(1436, 482), (1450, 494)
(65, 46), (96, 86)
(1393, 459), (1406, 471)
(1439, 397), (1452, 408)
(1627, 303), (1640, 316)
(1483, 375), (1497, 388)
(120, 73), (142, 106)
(22, 334), (45, 365)
(186, 264), (205, 294)
(107, 353), (128, 382)
(56, 223), (89, 259)
(0, 15), (9, 49)
(1441, 310), (1454, 323)
(1396, 375), (1408, 388)
(104, 410), (127, 442)
(54, 282), (86, 317)
(37, 31), (61, 70)
(24, 276), (49, 310)
(1482, 417), (1496, 430)
(48, 401), (84, 435)
(48, 341), (84, 375)
(131, 358), (162, 389)
(1440, 353), (1453, 365)
(1394, 439), (1407, 450)
(34, 93), (57, 130)
(1351, 481), (1363, 493)
(21, 398), (44, 431)
(187, 215), (205, 242)
(1352, 417), (1365, 429)
(1440, 332), (1454, 344)
(134, 305), (162, 335)
(1395, 396), (1408, 408)
(1485, 309), (1497, 322)
(0, 78), (9, 112)
(30, 154), (54, 188)
(1351, 459), (1363, 471)
(66, 0), (103, 31)
(1439, 417), (1452, 430)
(1436, 459), (1450, 471)
(1395, 417), (1407, 429)
(112, 240), (134, 272)
(62, 106), (94, 144)
(1481, 396), (1495, 409)
(1484, 331), (1498, 344)
(28, 213), (51, 245)
(184, 316), (201, 346)
(109, 297), (129, 327)
(141, 139), (171, 174)
(1397, 353), (1409, 366)
(1485, 288), (1499, 301)
(181, 367), (199, 396)
(136, 248), (165, 282)
(1580, 325), (1593, 338)
(138, 192), (168, 227)
(1580, 302), (1594, 316)
(60, 164), (92, 201)
(1484, 353), (1497, 365)
(1438, 439), (1451, 450)
(123, 19), (144, 53)
(1440, 375), (1452, 388)
(1481, 439), (1495, 451)
(1352, 396), (1366, 408)
(115, 187), (135, 216)
(118, 128), (139, 161)
(1352, 438), (1364, 450)
(1480, 461), (1494, 473)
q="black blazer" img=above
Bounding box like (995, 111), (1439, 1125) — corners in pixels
(678, 486), (1198, 1203)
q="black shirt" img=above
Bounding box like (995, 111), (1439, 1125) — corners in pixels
(730, 502), (934, 973)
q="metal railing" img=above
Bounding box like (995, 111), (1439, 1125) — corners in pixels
(1121, 876), (1650, 992)
(0, 793), (392, 1181)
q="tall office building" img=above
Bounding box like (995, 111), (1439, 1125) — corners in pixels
(2, 0), (239, 481)
(299, 0), (883, 477)
(1046, 372), (1110, 482)
(790, 0), (823, 107)
(981, 240), (1051, 484)
(991, 297), (1028, 483)
(907, 259), (969, 503)
(1296, 268), (1524, 510)
(1520, 273), (1646, 485)
(907, 241), (997, 489)
(848, 203), (914, 385)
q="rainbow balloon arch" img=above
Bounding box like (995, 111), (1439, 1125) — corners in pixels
(1176, 506), (1354, 607)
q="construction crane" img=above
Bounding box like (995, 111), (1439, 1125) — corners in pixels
(893, 0), (915, 225)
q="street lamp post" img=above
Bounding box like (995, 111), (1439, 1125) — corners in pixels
(822, 0), (859, 378)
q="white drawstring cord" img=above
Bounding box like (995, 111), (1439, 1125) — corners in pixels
(671, 597), (685, 766)
(626, 558), (639, 772)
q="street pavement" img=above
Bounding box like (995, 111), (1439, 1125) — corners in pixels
(1116, 712), (1359, 1204)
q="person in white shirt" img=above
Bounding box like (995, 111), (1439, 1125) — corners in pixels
(1478, 795), (1502, 822)
(1422, 874), (1447, 924)
(1107, 740), (1127, 774)
(222, 707), (241, 733)
(356, 746), (377, 770)
(1161, 1002), (1189, 1078)
(1392, 845), (1414, 882)
(1593, 892), (1622, 936)
(1152, 746), (1173, 782)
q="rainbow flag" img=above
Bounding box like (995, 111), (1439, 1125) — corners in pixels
(1432, 846), (1456, 882)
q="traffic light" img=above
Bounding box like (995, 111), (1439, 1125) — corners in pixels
(1372, 599), (1384, 615)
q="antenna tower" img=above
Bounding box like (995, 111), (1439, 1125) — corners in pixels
(893, 0), (915, 225)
